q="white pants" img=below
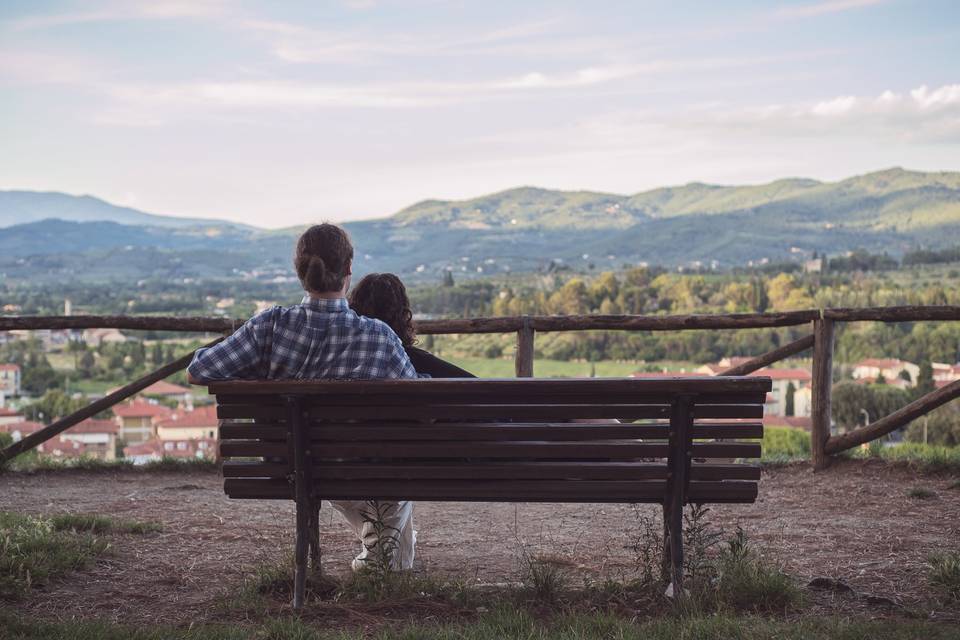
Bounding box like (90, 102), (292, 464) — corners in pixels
(329, 500), (416, 571)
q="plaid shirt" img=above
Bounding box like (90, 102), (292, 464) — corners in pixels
(187, 296), (421, 382)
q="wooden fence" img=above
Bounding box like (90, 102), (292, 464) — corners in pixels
(2, 305), (960, 469)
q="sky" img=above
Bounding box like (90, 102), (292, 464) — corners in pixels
(1, 0), (959, 228)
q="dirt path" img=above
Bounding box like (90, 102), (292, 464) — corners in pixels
(1, 459), (958, 625)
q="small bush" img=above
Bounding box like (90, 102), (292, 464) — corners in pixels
(707, 527), (802, 613)
(762, 426), (810, 462)
(928, 552), (960, 601)
(521, 553), (569, 603)
(907, 487), (936, 500)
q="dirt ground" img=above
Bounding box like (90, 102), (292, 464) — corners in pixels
(1, 459), (959, 626)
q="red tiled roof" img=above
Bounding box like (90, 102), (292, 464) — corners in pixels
(68, 418), (120, 435)
(763, 415), (812, 431)
(854, 358), (915, 369)
(123, 437), (216, 459)
(0, 420), (44, 434)
(0, 364), (20, 372)
(629, 371), (711, 378)
(750, 368), (811, 381)
(113, 400), (174, 419)
(854, 377), (911, 389)
(108, 380), (192, 397)
(0, 407), (24, 417)
(157, 404), (218, 429)
(143, 380), (191, 395)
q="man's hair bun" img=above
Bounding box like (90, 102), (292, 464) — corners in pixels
(294, 224), (353, 293)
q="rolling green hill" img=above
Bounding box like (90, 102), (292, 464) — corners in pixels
(2, 168), (959, 283)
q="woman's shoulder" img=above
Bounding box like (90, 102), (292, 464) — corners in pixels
(404, 346), (475, 378)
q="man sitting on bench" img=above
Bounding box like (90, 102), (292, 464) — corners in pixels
(187, 223), (421, 572)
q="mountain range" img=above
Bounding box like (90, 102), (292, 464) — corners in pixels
(2, 167), (959, 283)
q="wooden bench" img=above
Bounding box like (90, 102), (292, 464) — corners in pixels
(207, 376), (770, 608)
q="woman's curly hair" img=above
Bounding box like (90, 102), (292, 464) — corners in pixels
(348, 273), (416, 347)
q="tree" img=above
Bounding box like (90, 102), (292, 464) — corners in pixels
(442, 270), (455, 287)
(151, 342), (165, 365)
(22, 390), (86, 424)
(905, 403), (960, 446)
(78, 351), (96, 378)
(20, 352), (63, 396)
(785, 382), (796, 417)
(831, 381), (873, 430)
(914, 361), (935, 397)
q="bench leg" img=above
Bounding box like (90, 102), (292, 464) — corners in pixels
(661, 501), (684, 597)
(668, 501), (683, 597)
(293, 494), (310, 610)
(308, 498), (321, 575)
(661, 502), (672, 585)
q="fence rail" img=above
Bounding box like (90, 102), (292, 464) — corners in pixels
(2, 305), (960, 467)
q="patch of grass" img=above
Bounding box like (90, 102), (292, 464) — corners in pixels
(3, 455), (217, 474)
(856, 442), (960, 473)
(50, 513), (162, 534)
(706, 527), (803, 613)
(948, 479), (960, 490)
(141, 456), (218, 472)
(907, 487), (937, 500)
(0, 512), (109, 600)
(0, 511), (160, 600)
(2, 607), (960, 639)
(443, 357), (648, 379)
(520, 553), (569, 603)
(761, 426), (810, 463)
(928, 551), (960, 601)
(5, 455), (135, 473)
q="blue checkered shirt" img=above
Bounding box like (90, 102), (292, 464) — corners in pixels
(187, 296), (421, 381)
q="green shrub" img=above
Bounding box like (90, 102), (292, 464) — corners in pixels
(707, 527), (802, 613)
(762, 426), (810, 461)
(861, 442), (960, 473)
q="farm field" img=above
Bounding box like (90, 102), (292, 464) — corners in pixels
(441, 357), (652, 378)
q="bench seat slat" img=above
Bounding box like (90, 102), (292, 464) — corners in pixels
(209, 377), (773, 398)
(214, 392), (768, 406)
(221, 460), (761, 482)
(218, 421), (764, 442)
(219, 440), (761, 460)
(223, 478), (758, 503)
(217, 404), (763, 421)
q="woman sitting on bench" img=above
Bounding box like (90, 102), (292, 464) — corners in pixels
(349, 273), (476, 379)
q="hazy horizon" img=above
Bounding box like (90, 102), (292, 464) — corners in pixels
(1, 164), (955, 230)
(2, 0), (959, 228)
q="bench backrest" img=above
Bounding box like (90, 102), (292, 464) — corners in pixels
(209, 377), (770, 505)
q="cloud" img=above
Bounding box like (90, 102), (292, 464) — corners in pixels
(5, 0), (230, 30)
(654, 83), (960, 144)
(774, 0), (887, 19)
(258, 18), (573, 64)
(0, 50), (111, 84)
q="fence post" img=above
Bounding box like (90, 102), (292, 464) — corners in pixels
(515, 316), (534, 378)
(811, 316), (835, 470)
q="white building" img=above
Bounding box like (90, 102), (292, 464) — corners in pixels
(852, 359), (920, 387)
